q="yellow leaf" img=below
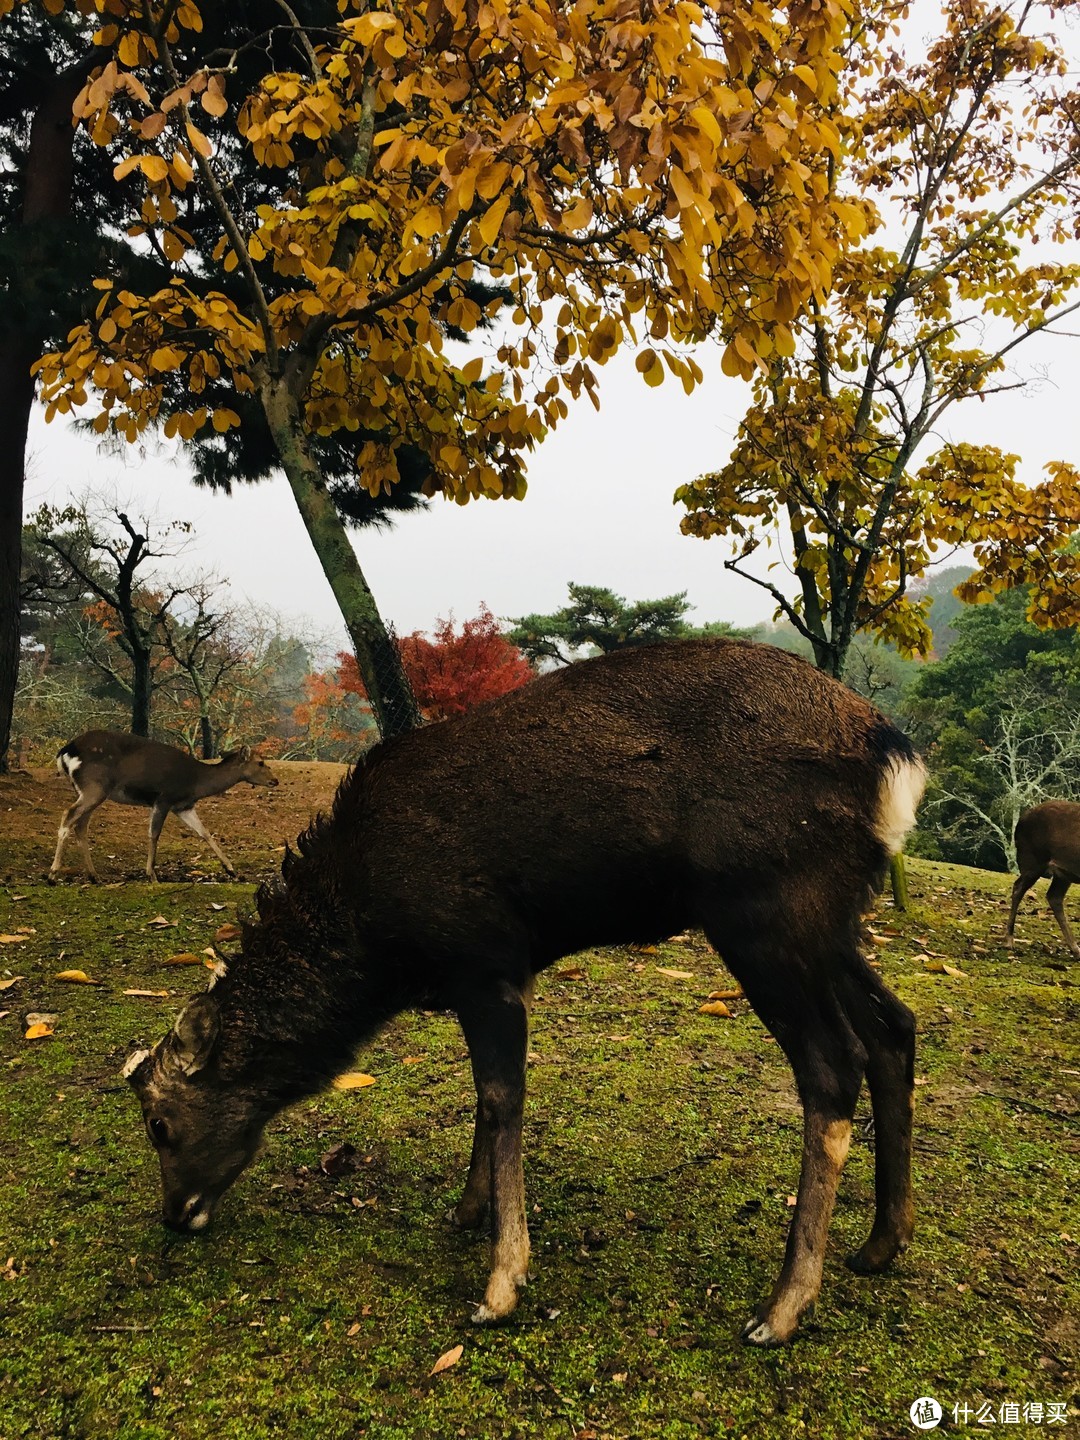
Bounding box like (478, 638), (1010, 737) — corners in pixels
(24, 1024), (54, 1040)
(699, 1000), (732, 1017)
(185, 120), (212, 158)
(332, 1073), (377, 1090)
(0, 976), (24, 990)
(214, 923), (242, 942)
(117, 30), (141, 66)
(162, 952), (204, 966)
(0, 935), (28, 944)
(123, 989), (170, 998)
(477, 193), (511, 249)
(141, 155), (170, 184)
(706, 988), (744, 1001)
(56, 970), (99, 985)
(429, 1344), (463, 1377)
(655, 966), (695, 980)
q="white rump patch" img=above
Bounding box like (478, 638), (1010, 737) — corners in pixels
(874, 754), (926, 856)
(121, 1047), (151, 1079)
(58, 752), (81, 781)
(206, 959), (228, 989)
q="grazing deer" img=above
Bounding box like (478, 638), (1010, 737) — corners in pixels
(123, 640), (924, 1346)
(1006, 800), (1080, 958)
(50, 730), (278, 883)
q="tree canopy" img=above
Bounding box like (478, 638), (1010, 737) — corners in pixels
(13, 0), (866, 733)
(676, 0), (1080, 678)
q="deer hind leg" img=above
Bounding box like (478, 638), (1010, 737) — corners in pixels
(146, 800), (170, 882)
(1006, 871), (1042, 949)
(1046, 870), (1080, 959)
(706, 910), (866, 1346)
(49, 789), (106, 883)
(454, 975), (534, 1232)
(836, 956), (916, 1275)
(173, 805), (237, 878)
(454, 975), (531, 1323)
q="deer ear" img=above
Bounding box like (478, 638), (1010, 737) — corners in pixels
(239, 745), (252, 761)
(121, 1048), (151, 1085)
(169, 995), (220, 1076)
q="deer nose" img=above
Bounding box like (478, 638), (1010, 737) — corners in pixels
(165, 1194), (211, 1234)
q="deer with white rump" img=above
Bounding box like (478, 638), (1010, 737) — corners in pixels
(123, 640), (924, 1346)
(51, 730), (278, 883)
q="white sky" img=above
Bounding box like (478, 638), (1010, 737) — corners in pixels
(23, 323), (1078, 650)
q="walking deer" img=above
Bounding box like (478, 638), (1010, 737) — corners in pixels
(1006, 800), (1080, 958)
(122, 640), (925, 1345)
(50, 730), (278, 883)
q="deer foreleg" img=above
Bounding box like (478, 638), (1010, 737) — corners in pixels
(174, 806), (237, 877)
(456, 977), (531, 1324)
(1046, 873), (1080, 958)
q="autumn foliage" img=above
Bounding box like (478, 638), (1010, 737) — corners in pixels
(339, 607), (533, 722)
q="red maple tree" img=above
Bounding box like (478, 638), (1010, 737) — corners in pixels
(338, 605), (533, 722)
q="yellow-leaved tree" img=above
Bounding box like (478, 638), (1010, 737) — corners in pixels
(677, 0), (1080, 678)
(10, 0), (866, 734)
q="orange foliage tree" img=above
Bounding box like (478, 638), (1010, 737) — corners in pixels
(339, 605), (532, 722)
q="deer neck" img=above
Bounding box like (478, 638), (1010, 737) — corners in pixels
(192, 758), (243, 801)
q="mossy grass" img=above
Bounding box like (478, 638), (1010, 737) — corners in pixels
(1, 859), (1077, 1438)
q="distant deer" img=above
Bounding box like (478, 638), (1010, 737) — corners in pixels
(1006, 800), (1080, 958)
(123, 640), (924, 1346)
(50, 730), (278, 883)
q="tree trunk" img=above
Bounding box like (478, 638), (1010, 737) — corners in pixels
(261, 377), (420, 740)
(130, 648), (152, 736)
(0, 61), (89, 772)
(199, 711), (214, 759)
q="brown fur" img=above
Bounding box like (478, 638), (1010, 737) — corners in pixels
(126, 639), (923, 1345)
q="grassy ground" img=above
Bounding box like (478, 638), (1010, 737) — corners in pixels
(1, 848), (1078, 1439)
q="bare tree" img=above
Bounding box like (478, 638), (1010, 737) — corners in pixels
(28, 498), (193, 735)
(930, 677), (1080, 870)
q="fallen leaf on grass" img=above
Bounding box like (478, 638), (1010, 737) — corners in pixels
(923, 958), (968, 978)
(429, 1344), (463, 1377)
(332, 1073), (376, 1091)
(0, 977), (24, 991)
(401, 1056), (425, 1065)
(123, 989), (170, 999)
(0, 1011), (10, 1021)
(146, 916), (176, 929)
(56, 969), (101, 985)
(214, 923), (242, 943)
(706, 988), (744, 1001)
(24, 1023), (54, 1040)
(554, 967), (586, 981)
(655, 967), (695, 981)
(0, 935), (29, 945)
(668, 933), (692, 944)
(699, 1000), (732, 1017)
(210, 903), (227, 912)
(162, 953), (203, 967)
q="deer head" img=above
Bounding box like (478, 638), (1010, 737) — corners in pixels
(123, 995), (269, 1233)
(221, 746), (279, 789)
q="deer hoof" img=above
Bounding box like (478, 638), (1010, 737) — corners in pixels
(741, 1316), (786, 1347)
(46, 872), (59, 886)
(450, 1200), (489, 1230)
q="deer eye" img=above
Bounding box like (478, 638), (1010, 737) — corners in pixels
(148, 1117), (170, 1147)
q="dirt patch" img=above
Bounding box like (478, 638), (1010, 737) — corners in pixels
(0, 759), (347, 887)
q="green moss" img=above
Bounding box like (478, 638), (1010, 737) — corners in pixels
(0, 862), (1077, 1438)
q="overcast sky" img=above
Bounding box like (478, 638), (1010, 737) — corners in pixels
(24, 319), (1078, 653)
